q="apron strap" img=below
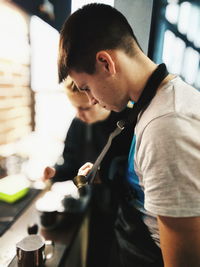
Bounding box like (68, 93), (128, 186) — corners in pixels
(74, 63), (169, 187)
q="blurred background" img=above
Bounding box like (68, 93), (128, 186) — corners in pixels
(0, 0), (199, 183)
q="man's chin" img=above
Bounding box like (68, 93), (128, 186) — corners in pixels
(112, 106), (125, 112)
(103, 105), (118, 112)
(102, 104), (125, 112)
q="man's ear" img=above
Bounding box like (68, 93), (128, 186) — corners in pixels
(96, 51), (116, 75)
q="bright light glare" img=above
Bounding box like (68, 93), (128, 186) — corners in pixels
(30, 16), (59, 92)
(0, 4), (29, 63)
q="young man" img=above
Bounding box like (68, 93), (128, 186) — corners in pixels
(58, 4), (200, 267)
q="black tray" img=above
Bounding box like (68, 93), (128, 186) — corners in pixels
(0, 188), (41, 236)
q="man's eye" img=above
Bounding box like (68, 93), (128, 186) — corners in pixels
(79, 87), (90, 92)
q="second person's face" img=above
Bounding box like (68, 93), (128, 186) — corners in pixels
(67, 92), (109, 124)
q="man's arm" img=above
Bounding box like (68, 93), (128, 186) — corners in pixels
(157, 215), (200, 267)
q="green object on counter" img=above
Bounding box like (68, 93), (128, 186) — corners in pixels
(0, 175), (30, 203)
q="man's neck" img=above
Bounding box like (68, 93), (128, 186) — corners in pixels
(157, 73), (176, 91)
(128, 53), (158, 102)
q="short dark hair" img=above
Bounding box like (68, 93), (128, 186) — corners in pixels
(58, 3), (141, 83)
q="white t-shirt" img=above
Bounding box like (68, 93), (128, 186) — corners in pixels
(128, 76), (200, 244)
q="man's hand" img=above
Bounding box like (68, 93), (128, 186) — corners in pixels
(78, 162), (93, 176)
(158, 215), (200, 267)
(42, 166), (56, 181)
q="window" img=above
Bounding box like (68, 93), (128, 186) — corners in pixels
(149, 0), (200, 90)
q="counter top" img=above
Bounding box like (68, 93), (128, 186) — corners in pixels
(0, 188), (86, 267)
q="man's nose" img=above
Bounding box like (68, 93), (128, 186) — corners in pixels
(85, 92), (98, 105)
(90, 98), (98, 105)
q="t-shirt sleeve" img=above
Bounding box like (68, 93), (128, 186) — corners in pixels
(136, 113), (200, 217)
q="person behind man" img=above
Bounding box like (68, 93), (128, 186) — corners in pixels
(57, 3), (200, 267)
(43, 76), (133, 183)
